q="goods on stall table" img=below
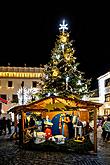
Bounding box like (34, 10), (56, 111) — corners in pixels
(54, 135), (66, 144)
(36, 121), (42, 131)
(44, 127), (52, 140)
(34, 132), (46, 144)
(74, 136), (85, 143)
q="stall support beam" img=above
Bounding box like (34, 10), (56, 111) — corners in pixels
(22, 111), (25, 143)
(14, 113), (17, 133)
(94, 107), (97, 153)
(19, 111), (24, 146)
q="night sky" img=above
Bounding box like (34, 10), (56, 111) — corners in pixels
(1, 3), (110, 90)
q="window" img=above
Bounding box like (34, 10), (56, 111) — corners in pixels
(0, 94), (7, 100)
(105, 78), (110, 87)
(8, 81), (13, 87)
(12, 94), (18, 103)
(32, 81), (37, 88)
(105, 93), (110, 102)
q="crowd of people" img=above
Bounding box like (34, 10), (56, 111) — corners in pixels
(1, 112), (109, 144)
(0, 114), (12, 135)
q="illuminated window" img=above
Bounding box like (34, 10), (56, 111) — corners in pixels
(0, 94), (7, 100)
(10, 73), (13, 77)
(105, 78), (110, 87)
(8, 81), (13, 87)
(105, 93), (110, 102)
(32, 81), (37, 87)
(12, 94), (18, 103)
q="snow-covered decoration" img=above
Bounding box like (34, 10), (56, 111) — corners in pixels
(17, 87), (39, 105)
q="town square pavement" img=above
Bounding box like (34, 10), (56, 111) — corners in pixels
(0, 127), (110, 165)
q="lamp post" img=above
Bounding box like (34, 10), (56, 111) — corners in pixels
(19, 81), (24, 146)
(21, 81), (24, 105)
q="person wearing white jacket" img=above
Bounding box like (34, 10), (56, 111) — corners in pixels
(102, 116), (110, 142)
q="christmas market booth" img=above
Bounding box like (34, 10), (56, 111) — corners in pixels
(8, 95), (102, 153)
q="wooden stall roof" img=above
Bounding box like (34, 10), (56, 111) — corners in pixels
(8, 96), (103, 114)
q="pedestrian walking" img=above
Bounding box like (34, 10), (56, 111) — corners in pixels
(6, 117), (12, 134)
(2, 117), (6, 135)
(84, 122), (93, 140)
(102, 116), (110, 142)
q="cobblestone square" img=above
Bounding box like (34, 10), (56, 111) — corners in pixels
(0, 127), (110, 165)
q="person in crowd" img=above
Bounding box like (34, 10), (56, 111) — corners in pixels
(101, 116), (105, 127)
(6, 116), (12, 134)
(25, 118), (29, 128)
(84, 122), (93, 140)
(2, 117), (6, 135)
(29, 117), (35, 127)
(29, 116), (35, 134)
(102, 116), (110, 142)
(97, 116), (105, 127)
(41, 117), (45, 132)
(107, 114), (110, 120)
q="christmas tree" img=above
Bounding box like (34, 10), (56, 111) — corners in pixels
(38, 20), (91, 99)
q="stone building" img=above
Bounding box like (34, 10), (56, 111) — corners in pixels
(98, 71), (110, 116)
(87, 71), (110, 117)
(0, 66), (43, 116)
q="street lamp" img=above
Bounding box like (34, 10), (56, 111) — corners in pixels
(21, 81), (24, 105)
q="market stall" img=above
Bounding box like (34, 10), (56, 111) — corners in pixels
(8, 95), (102, 153)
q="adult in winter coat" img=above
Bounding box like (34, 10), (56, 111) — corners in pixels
(102, 117), (110, 142)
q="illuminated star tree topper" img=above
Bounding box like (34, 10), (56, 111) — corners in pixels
(59, 19), (68, 33)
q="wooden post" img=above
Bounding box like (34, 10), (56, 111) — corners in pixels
(19, 112), (23, 146)
(74, 125), (77, 138)
(22, 111), (25, 144)
(19, 110), (25, 146)
(14, 113), (17, 133)
(52, 96), (55, 104)
(22, 111), (24, 131)
(94, 107), (97, 153)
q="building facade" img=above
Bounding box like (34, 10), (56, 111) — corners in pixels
(0, 66), (43, 114)
(97, 71), (110, 116)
